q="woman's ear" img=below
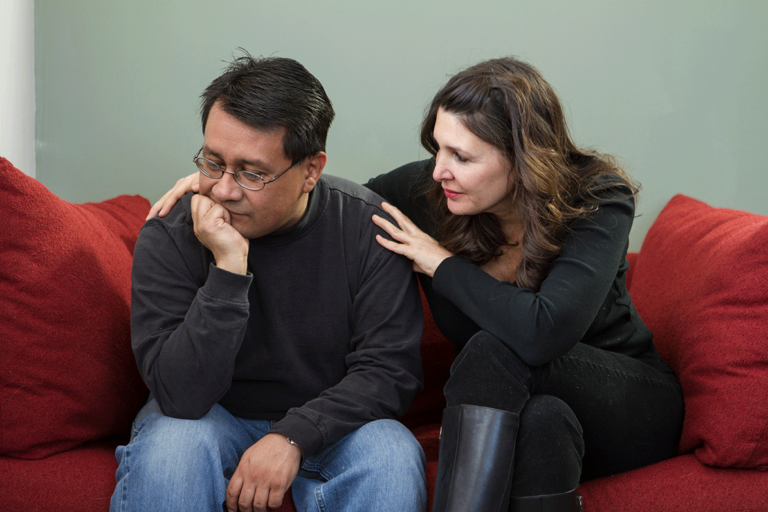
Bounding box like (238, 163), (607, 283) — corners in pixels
(302, 152), (327, 193)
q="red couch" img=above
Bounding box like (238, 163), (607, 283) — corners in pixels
(2, 156), (767, 511)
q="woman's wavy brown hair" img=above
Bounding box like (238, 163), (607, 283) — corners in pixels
(421, 57), (638, 291)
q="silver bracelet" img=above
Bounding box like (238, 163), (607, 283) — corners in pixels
(286, 437), (303, 463)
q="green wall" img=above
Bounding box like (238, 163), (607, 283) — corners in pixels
(35, 0), (768, 250)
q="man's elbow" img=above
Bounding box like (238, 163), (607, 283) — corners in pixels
(153, 394), (215, 421)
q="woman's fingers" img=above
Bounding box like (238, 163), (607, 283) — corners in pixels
(375, 233), (406, 254)
(380, 202), (418, 232)
(146, 173), (200, 220)
(371, 213), (406, 241)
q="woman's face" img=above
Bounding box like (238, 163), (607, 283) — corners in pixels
(432, 108), (517, 220)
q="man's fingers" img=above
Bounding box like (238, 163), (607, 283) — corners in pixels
(266, 486), (287, 510)
(252, 485), (272, 512)
(227, 471), (288, 512)
(225, 474), (244, 512)
(190, 195), (213, 236)
(236, 479), (257, 512)
(190, 192), (212, 216)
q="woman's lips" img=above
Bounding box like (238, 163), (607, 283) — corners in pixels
(443, 188), (462, 199)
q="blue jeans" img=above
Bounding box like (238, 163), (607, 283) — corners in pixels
(110, 399), (427, 512)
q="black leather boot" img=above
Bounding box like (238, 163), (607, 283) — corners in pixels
(509, 488), (583, 512)
(432, 404), (519, 512)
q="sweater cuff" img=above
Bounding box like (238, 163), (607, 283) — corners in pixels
(269, 411), (324, 459)
(432, 256), (469, 298)
(200, 263), (252, 304)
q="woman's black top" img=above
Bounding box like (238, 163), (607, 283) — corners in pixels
(365, 159), (671, 373)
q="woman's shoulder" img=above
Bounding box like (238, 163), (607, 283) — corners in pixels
(576, 171), (637, 209)
(364, 159), (434, 200)
(364, 158), (438, 235)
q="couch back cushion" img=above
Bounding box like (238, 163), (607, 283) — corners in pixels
(398, 285), (455, 429)
(629, 194), (768, 470)
(0, 158), (150, 459)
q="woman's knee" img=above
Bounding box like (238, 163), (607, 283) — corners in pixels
(445, 331), (533, 411)
(513, 395), (584, 496)
(518, 395), (583, 450)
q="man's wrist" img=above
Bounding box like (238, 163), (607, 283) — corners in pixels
(269, 413), (324, 459)
(285, 437), (304, 463)
(215, 252), (248, 275)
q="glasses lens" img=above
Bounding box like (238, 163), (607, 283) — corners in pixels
(235, 171), (265, 191)
(196, 158), (223, 178)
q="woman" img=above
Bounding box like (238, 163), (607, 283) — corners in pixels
(150, 57), (684, 512)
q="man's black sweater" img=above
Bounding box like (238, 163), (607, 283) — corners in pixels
(130, 175), (423, 458)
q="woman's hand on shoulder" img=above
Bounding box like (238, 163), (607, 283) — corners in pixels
(373, 202), (453, 277)
(146, 173), (200, 220)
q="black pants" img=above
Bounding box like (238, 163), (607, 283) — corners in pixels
(443, 331), (684, 496)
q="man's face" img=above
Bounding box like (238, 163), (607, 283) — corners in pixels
(198, 102), (320, 239)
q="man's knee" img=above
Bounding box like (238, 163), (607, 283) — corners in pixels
(354, 419), (425, 473)
(292, 420), (427, 511)
(129, 404), (240, 473)
(112, 406), (244, 512)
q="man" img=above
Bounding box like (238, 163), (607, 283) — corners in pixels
(111, 54), (426, 512)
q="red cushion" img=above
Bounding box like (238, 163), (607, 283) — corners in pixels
(0, 158), (150, 459)
(0, 440), (122, 511)
(629, 194), (768, 469)
(398, 286), (455, 430)
(579, 454), (768, 512)
(401, 287), (453, 511)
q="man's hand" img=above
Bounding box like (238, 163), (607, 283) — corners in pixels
(191, 194), (249, 275)
(226, 433), (302, 512)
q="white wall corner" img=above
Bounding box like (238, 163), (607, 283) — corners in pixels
(0, 0), (36, 178)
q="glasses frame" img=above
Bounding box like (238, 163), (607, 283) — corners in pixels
(193, 147), (298, 191)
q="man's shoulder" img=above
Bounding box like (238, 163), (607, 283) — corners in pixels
(321, 175), (385, 212)
(142, 192), (195, 235)
(137, 192), (197, 254)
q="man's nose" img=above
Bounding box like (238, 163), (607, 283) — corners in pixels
(212, 171), (243, 201)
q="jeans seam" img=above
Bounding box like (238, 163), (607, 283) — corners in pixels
(301, 441), (343, 482)
(118, 443), (130, 512)
(314, 483), (327, 512)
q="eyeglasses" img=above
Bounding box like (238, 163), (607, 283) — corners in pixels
(193, 148), (298, 191)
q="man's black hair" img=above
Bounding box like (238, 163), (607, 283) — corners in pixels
(200, 50), (335, 165)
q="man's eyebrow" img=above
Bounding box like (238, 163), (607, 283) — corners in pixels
(202, 146), (274, 174)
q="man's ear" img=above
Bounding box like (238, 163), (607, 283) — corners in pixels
(302, 152), (327, 193)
